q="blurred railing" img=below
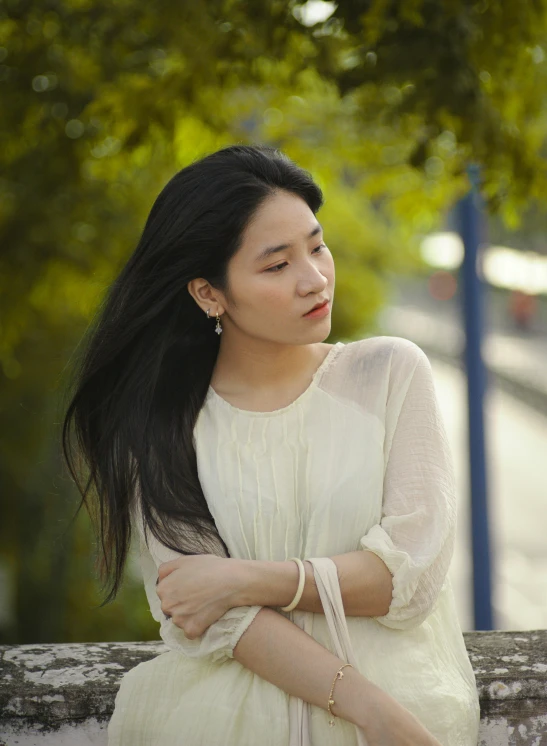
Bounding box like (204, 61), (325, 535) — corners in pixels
(1, 630), (547, 745)
(380, 304), (547, 416)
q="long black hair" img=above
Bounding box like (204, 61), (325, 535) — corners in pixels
(61, 144), (324, 605)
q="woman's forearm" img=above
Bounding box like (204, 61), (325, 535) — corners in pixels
(233, 606), (373, 730)
(235, 550), (393, 617)
(233, 606), (442, 745)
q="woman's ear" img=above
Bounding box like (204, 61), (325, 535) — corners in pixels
(187, 278), (223, 316)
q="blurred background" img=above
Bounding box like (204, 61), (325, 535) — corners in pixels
(1, 0), (546, 645)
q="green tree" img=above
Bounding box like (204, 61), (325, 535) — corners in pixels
(2, 0), (546, 644)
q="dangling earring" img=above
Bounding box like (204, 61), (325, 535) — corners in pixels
(205, 307), (222, 334)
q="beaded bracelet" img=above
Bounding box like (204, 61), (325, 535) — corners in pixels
(328, 663), (353, 726)
(280, 557), (306, 612)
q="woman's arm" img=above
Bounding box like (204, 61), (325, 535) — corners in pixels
(233, 550), (394, 616)
(233, 606), (441, 745)
(234, 606), (369, 727)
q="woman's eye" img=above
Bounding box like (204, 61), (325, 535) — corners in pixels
(265, 262), (288, 273)
(264, 244), (325, 273)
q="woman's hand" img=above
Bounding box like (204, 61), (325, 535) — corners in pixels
(156, 554), (244, 640)
(356, 680), (443, 746)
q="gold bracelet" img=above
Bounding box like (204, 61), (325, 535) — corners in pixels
(327, 663), (353, 726)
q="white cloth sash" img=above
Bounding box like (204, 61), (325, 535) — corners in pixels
(287, 556), (369, 746)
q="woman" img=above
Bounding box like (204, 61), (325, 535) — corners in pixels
(62, 144), (481, 745)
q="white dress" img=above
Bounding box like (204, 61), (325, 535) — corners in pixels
(107, 335), (481, 746)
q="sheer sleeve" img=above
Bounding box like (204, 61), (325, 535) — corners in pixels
(131, 500), (263, 664)
(359, 338), (457, 630)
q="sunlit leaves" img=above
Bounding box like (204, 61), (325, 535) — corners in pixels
(3, 0), (547, 644)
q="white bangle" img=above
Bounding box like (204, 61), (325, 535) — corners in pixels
(280, 557), (306, 612)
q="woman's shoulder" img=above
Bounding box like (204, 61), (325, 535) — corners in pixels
(342, 335), (428, 377)
(318, 335), (429, 415)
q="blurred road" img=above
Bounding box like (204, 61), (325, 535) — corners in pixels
(377, 277), (547, 632)
(430, 359), (547, 632)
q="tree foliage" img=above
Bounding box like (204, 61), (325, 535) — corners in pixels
(2, 0), (546, 643)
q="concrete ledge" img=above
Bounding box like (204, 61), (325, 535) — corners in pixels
(1, 630), (547, 745)
(468, 629), (547, 742)
(0, 641), (165, 745)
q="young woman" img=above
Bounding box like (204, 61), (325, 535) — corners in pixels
(62, 144), (481, 745)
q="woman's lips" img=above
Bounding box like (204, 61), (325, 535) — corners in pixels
(303, 300), (330, 318)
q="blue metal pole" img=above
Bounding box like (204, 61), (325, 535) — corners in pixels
(456, 163), (494, 630)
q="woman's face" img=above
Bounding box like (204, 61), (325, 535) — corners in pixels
(220, 190), (335, 345)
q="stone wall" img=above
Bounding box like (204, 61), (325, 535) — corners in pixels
(1, 630), (546, 745)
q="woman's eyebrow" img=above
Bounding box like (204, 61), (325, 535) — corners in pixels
(254, 223), (323, 263)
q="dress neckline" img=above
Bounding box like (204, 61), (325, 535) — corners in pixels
(206, 342), (345, 417)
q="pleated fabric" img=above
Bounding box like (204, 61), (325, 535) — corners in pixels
(108, 336), (480, 746)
